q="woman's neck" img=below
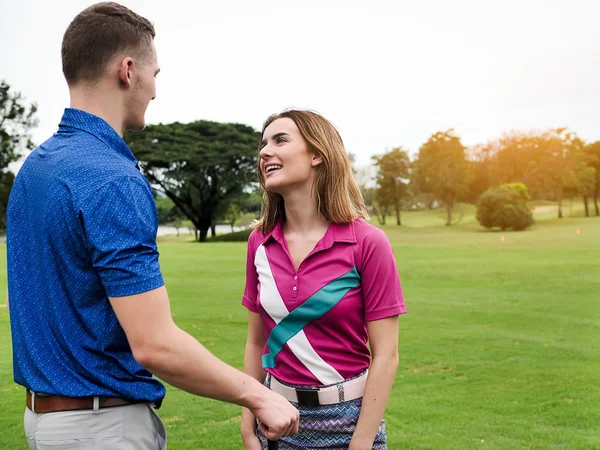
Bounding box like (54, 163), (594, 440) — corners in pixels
(281, 189), (329, 236)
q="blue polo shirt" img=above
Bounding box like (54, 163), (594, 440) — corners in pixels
(7, 108), (166, 402)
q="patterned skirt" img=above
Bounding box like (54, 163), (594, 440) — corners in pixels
(257, 375), (387, 450)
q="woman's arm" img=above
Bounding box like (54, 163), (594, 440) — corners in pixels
(241, 311), (268, 443)
(349, 316), (400, 450)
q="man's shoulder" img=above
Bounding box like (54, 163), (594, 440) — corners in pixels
(52, 130), (141, 176)
(15, 145), (146, 211)
(45, 128), (109, 154)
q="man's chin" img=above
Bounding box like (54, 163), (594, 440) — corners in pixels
(125, 120), (146, 133)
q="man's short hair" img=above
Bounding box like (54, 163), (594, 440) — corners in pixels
(62, 2), (155, 85)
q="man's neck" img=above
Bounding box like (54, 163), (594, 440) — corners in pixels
(69, 85), (125, 136)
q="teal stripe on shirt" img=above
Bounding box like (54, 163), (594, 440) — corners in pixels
(262, 266), (360, 369)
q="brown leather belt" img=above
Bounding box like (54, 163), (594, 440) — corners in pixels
(26, 390), (134, 413)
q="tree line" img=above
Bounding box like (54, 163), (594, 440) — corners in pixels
(1, 80), (599, 240)
(368, 128), (599, 226)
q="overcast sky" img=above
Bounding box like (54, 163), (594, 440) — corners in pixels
(1, 0), (599, 171)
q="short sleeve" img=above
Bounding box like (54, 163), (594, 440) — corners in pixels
(81, 176), (164, 297)
(358, 227), (406, 322)
(242, 230), (260, 312)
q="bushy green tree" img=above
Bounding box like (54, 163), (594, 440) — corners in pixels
(0, 81), (38, 228)
(476, 183), (534, 231)
(125, 120), (259, 241)
(372, 147), (411, 225)
(413, 130), (471, 225)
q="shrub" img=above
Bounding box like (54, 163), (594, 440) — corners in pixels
(476, 183), (534, 231)
(207, 228), (252, 242)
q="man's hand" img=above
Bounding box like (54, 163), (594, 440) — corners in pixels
(110, 287), (296, 422)
(252, 389), (299, 440)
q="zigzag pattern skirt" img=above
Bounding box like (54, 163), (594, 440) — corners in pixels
(257, 376), (387, 449)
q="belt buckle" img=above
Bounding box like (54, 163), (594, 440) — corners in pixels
(295, 389), (320, 406)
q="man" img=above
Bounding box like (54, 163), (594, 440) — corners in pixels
(7, 3), (298, 449)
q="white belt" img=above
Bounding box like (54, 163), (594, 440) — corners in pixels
(268, 370), (368, 406)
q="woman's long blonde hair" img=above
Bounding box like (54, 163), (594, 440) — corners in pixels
(254, 109), (368, 234)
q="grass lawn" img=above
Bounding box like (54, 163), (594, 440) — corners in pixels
(1, 206), (599, 449)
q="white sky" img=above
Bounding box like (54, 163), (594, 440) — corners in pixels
(1, 0), (599, 171)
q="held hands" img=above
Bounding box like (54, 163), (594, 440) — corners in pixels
(251, 389), (299, 440)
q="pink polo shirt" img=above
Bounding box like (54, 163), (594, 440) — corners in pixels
(242, 219), (406, 386)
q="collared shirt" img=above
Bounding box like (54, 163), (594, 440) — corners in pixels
(242, 219), (406, 386)
(7, 108), (165, 402)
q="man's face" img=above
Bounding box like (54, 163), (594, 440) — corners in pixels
(125, 40), (160, 131)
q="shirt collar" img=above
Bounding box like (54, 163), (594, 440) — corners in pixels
(261, 220), (357, 247)
(58, 108), (139, 167)
(261, 220), (284, 245)
(330, 221), (357, 244)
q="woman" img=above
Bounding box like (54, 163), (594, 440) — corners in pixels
(240, 110), (406, 449)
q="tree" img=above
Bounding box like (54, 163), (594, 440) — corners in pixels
(531, 129), (591, 219)
(238, 212), (257, 228)
(476, 183), (534, 231)
(170, 216), (183, 237)
(167, 202), (186, 236)
(487, 132), (544, 195)
(373, 190), (392, 225)
(372, 147), (411, 225)
(238, 189), (262, 215)
(1, 81), (38, 169)
(222, 202), (241, 232)
(413, 130), (471, 225)
(187, 222), (198, 239)
(0, 171), (15, 229)
(154, 194), (186, 235)
(473, 130), (596, 215)
(565, 163), (595, 218)
(0, 81), (38, 228)
(214, 189), (262, 234)
(466, 144), (493, 204)
(155, 195), (175, 225)
(125, 120), (259, 242)
(468, 132), (552, 201)
(584, 141), (600, 216)
(353, 164), (377, 215)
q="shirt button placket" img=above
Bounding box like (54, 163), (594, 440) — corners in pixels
(293, 275), (298, 299)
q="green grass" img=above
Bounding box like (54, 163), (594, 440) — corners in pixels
(1, 206), (599, 449)
(208, 228), (253, 242)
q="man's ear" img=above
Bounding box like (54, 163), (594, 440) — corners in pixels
(118, 57), (134, 88)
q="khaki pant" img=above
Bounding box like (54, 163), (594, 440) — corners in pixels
(24, 403), (167, 450)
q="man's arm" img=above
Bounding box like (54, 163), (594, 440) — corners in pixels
(109, 286), (298, 440)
